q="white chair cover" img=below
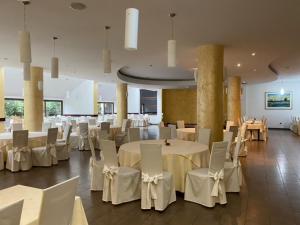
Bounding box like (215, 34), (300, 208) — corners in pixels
(176, 120), (185, 129)
(89, 136), (104, 191)
(71, 120), (77, 132)
(239, 123), (248, 156)
(225, 121), (235, 131)
(0, 200), (23, 225)
(167, 124), (177, 139)
(101, 140), (140, 205)
(159, 121), (165, 127)
(159, 127), (171, 139)
(56, 125), (72, 161)
(42, 122), (51, 132)
(32, 128), (58, 167)
(88, 118), (96, 126)
(100, 122), (110, 133)
(78, 123), (90, 151)
(6, 130), (32, 172)
(115, 119), (131, 146)
(128, 128), (140, 142)
(224, 129), (243, 192)
(38, 177), (79, 225)
(140, 144), (176, 211)
(11, 123), (23, 131)
(184, 141), (227, 207)
(0, 150), (3, 171)
(196, 127), (211, 146)
(223, 131), (233, 160)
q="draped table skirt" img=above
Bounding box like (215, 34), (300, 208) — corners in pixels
(119, 139), (210, 192)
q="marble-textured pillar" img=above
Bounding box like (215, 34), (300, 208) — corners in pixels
(223, 85), (228, 122)
(116, 82), (128, 126)
(24, 67), (43, 131)
(197, 44), (224, 143)
(227, 76), (241, 125)
(0, 68), (5, 132)
(93, 81), (99, 115)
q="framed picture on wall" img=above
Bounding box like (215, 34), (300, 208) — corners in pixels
(265, 92), (292, 110)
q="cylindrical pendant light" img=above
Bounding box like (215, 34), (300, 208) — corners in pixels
(51, 37), (59, 78)
(168, 13), (176, 67)
(125, 8), (139, 50)
(20, 31), (32, 63)
(23, 62), (31, 81)
(103, 26), (111, 73)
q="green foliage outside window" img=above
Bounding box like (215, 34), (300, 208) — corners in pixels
(45, 101), (62, 116)
(5, 99), (24, 117)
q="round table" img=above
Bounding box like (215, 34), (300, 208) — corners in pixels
(176, 128), (196, 141)
(119, 139), (209, 192)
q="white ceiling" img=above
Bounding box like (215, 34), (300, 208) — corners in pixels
(1, 0), (300, 85)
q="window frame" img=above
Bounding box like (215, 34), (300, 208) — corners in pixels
(44, 99), (63, 117)
(98, 101), (114, 115)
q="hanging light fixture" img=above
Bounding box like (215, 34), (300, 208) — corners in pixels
(51, 37), (59, 78)
(19, 0), (32, 80)
(168, 13), (176, 67)
(280, 78), (285, 95)
(124, 8), (139, 50)
(103, 26), (111, 73)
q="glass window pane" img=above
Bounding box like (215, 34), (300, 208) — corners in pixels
(5, 99), (24, 117)
(45, 101), (62, 116)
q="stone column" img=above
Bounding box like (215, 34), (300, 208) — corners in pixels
(223, 85), (228, 122)
(24, 67), (43, 131)
(0, 68), (5, 132)
(93, 81), (99, 115)
(197, 44), (224, 143)
(227, 76), (241, 125)
(116, 82), (128, 126)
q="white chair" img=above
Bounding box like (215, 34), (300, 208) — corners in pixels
(89, 136), (104, 191)
(168, 124), (177, 139)
(0, 150), (4, 171)
(96, 129), (109, 150)
(101, 122), (110, 133)
(184, 141), (228, 207)
(177, 120), (185, 129)
(101, 140), (140, 205)
(70, 120), (77, 132)
(196, 127), (211, 146)
(78, 123), (90, 150)
(224, 129), (243, 192)
(0, 200), (24, 225)
(32, 128), (58, 167)
(115, 119), (131, 146)
(140, 144), (176, 211)
(38, 177), (79, 225)
(6, 130), (32, 172)
(128, 128), (140, 142)
(56, 125), (72, 161)
(225, 121), (235, 131)
(11, 123), (23, 131)
(88, 118), (97, 126)
(159, 121), (165, 127)
(159, 127), (171, 139)
(223, 131), (233, 160)
(42, 122), (51, 132)
(239, 123), (248, 157)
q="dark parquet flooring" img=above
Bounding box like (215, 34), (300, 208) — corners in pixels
(1, 128), (300, 225)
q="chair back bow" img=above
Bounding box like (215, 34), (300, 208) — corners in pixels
(103, 165), (119, 180)
(209, 169), (224, 197)
(142, 173), (163, 207)
(48, 143), (56, 158)
(13, 146), (28, 162)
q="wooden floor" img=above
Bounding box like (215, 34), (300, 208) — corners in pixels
(1, 128), (300, 225)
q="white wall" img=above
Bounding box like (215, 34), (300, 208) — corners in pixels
(128, 87), (140, 113)
(245, 79), (300, 128)
(98, 83), (117, 113)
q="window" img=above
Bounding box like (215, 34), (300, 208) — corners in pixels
(140, 89), (157, 114)
(5, 98), (24, 117)
(98, 102), (114, 115)
(44, 100), (63, 116)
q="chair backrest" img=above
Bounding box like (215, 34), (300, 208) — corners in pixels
(140, 144), (163, 176)
(159, 127), (171, 139)
(209, 141), (227, 174)
(79, 123), (89, 136)
(47, 128), (58, 145)
(0, 200), (24, 225)
(88, 136), (96, 160)
(13, 130), (29, 148)
(197, 127), (211, 146)
(128, 128), (140, 142)
(168, 124), (177, 139)
(101, 140), (118, 167)
(229, 125), (239, 140)
(225, 121), (235, 131)
(233, 129), (242, 165)
(64, 125), (72, 144)
(107, 119), (114, 125)
(70, 120), (77, 128)
(223, 131), (233, 159)
(42, 122), (51, 132)
(159, 121), (165, 127)
(38, 176), (79, 225)
(240, 123), (247, 139)
(121, 119), (128, 133)
(11, 123), (23, 131)
(88, 118), (96, 126)
(177, 120), (185, 129)
(101, 122), (110, 133)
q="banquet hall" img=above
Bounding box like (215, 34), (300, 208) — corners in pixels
(1, 0), (300, 225)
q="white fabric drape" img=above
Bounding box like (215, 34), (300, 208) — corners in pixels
(141, 173), (163, 208)
(208, 170), (224, 197)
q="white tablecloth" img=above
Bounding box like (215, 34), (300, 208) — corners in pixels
(119, 139), (210, 192)
(0, 185), (88, 225)
(176, 128), (196, 141)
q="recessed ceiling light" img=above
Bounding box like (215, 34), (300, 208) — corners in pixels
(236, 63), (241, 67)
(70, 2), (87, 11)
(242, 81), (247, 84)
(253, 69), (257, 72)
(251, 52), (256, 56)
